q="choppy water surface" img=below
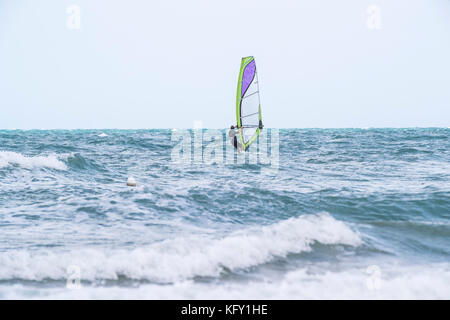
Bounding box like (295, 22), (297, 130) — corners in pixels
(0, 128), (449, 299)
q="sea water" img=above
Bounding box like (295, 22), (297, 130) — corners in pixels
(0, 128), (449, 299)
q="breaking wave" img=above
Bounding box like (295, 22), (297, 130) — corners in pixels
(0, 213), (361, 283)
(2, 263), (449, 299)
(0, 151), (67, 170)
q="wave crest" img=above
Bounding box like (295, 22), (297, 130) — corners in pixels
(0, 213), (361, 282)
(0, 151), (67, 170)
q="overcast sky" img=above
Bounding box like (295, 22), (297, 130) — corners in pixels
(0, 0), (449, 129)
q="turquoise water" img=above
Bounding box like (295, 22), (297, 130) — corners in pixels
(0, 128), (449, 299)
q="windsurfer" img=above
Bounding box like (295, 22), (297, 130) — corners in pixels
(229, 126), (243, 152)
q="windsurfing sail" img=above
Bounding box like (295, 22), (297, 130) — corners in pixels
(236, 56), (263, 150)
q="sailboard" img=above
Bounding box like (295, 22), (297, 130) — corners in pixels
(236, 56), (263, 150)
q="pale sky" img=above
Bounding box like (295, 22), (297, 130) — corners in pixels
(0, 0), (449, 129)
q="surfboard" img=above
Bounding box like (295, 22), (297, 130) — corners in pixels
(236, 56), (263, 150)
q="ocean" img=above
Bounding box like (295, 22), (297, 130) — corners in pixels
(0, 128), (449, 299)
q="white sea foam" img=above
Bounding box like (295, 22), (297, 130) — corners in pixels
(0, 213), (361, 283)
(98, 133), (108, 137)
(0, 151), (67, 170)
(1, 263), (449, 299)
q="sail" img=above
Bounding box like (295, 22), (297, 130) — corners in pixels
(236, 56), (263, 150)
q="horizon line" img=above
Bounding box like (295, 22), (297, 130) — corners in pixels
(0, 127), (449, 131)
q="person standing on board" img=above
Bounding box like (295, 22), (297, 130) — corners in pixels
(229, 126), (243, 152)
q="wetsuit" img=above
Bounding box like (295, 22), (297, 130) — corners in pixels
(228, 129), (238, 149)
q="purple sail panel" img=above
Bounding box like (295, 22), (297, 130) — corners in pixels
(241, 60), (256, 97)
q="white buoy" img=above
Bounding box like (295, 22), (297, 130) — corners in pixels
(127, 177), (136, 187)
